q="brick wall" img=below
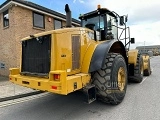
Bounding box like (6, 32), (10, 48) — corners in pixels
(0, 7), (16, 76)
(0, 5), (67, 76)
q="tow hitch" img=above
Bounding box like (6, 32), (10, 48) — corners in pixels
(83, 84), (96, 104)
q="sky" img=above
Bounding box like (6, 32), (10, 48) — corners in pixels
(0, 0), (160, 49)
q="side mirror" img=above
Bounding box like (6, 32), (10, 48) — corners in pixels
(125, 15), (128, 22)
(119, 16), (124, 26)
(130, 38), (135, 44)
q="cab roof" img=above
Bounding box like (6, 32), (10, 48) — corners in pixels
(79, 8), (117, 20)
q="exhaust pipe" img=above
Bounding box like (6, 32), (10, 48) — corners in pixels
(65, 4), (72, 27)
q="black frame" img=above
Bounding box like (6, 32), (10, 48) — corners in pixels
(33, 12), (45, 29)
(54, 19), (62, 29)
(3, 10), (9, 27)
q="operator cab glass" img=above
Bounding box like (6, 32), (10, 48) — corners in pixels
(80, 9), (118, 41)
(107, 15), (118, 40)
(81, 16), (104, 31)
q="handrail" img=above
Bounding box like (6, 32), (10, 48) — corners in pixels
(111, 24), (131, 50)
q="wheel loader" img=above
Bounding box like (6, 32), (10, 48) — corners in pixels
(142, 53), (152, 76)
(9, 4), (150, 105)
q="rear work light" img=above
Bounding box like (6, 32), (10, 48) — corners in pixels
(54, 74), (60, 80)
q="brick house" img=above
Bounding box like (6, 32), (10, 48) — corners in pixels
(0, 0), (80, 76)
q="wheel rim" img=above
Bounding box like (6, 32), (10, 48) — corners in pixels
(118, 67), (125, 91)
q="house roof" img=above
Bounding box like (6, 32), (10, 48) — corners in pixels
(0, 0), (80, 25)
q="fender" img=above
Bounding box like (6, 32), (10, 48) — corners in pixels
(142, 55), (150, 70)
(128, 49), (139, 66)
(89, 40), (127, 72)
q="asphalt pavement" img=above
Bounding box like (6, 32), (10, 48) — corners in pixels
(0, 56), (159, 120)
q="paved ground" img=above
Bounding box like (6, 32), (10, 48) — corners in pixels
(0, 76), (40, 100)
(0, 56), (159, 120)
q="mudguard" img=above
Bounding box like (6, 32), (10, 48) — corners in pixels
(128, 49), (139, 66)
(142, 55), (150, 70)
(89, 40), (127, 72)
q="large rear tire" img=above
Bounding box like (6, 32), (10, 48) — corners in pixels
(129, 54), (143, 83)
(92, 53), (127, 105)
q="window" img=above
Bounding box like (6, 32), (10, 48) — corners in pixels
(54, 19), (62, 29)
(81, 16), (104, 40)
(3, 10), (9, 27)
(107, 15), (118, 39)
(81, 16), (104, 31)
(33, 12), (45, 28)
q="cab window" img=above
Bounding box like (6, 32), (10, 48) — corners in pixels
(106, 15), (118, 39)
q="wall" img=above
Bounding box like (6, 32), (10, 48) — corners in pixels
(0, 7), (16, 76)
(0, 5), (67, 76)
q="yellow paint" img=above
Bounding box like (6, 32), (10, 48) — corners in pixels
(66, 76), (82, 93)
(50, 33), (56, 71)
(128, 49), (138, 66)
(80, 29), (100, 73)
(20, 28), (100, 75)
(10, 27), (101, 95)
(9, 68), (20, 75)
(9, 69), (91, 95)
(75, 73), (91, 87)
(142, 55), (150, 70)
(81, 41), (98, 73)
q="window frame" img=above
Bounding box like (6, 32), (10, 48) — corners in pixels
(33, 12), (45, 29)
(3, 10), (9, 27)
(54, 19), (62, 29)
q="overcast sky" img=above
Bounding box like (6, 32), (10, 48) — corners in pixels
(0, 0), (160, 49)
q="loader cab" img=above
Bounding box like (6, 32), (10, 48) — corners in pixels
(79, 6), (118, 41)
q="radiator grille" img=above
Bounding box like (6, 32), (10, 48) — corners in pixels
(21, 35), (51, 75)
(72, 35), (80, 70)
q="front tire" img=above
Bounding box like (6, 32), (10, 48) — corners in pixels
(92, 53), (127, 105)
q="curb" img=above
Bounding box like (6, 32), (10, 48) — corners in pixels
(0, 91), (44, 102)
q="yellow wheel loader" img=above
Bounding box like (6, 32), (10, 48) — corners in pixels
(10, 4), (144, 104)
(142, 54), (152, 76)
(128, 50), (144, 83)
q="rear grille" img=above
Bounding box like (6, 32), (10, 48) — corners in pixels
(72, 35), (80, 70)
(21, 34), (51, 76)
